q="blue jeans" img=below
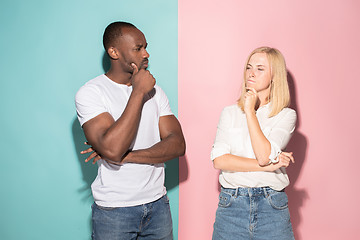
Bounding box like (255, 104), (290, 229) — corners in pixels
(92, 195), (173, 240)
(212, 187), (294, 240)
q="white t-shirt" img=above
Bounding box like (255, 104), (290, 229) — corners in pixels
(75, 74), (173, 207)
(211, 104), (297, 191)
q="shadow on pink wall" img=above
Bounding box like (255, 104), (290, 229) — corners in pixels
(286, 71), (309, 240)
(179, 155), (189, 184)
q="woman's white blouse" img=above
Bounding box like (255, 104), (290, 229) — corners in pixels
(211, 104), (297, 191)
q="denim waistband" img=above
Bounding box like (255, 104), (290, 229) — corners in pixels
(221, 186), (284, 197)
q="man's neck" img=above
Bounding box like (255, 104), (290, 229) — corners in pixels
(105, 68), (132, 86)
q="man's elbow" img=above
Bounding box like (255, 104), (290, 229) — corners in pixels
(173, 134), (185, 156)
(101, 148), (127, 163)
(176, 139), (186, 157)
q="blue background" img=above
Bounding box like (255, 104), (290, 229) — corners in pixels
(0, 0), (179, 239)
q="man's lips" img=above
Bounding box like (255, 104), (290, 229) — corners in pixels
(142, 59), (149, 66)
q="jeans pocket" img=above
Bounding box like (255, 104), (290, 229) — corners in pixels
(266, 191), (288, 210)
(218, 191), (232, 208)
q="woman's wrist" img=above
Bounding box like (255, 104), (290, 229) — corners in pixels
(244, 107), (256, 115)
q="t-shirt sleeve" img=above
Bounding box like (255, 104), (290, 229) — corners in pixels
(75, 84), (107, 126)
(155, 86), (173, 117)
(210, 107), (232, 161)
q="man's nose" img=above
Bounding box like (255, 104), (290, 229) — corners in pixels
(143, 49), (150, 58)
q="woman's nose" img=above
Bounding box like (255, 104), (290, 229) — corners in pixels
(248, 70), (255, 77)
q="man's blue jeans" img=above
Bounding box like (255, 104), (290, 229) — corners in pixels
(92, 195), (173, 240)
(212, 187), (295, 240)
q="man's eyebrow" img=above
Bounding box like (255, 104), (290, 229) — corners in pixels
(134, 42), (147, 48)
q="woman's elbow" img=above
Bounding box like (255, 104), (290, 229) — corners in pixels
(213, 158), (222, 170)
(257, 157), (270, 167)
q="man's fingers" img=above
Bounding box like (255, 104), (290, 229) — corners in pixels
(81, 147), (93, 154)
(85, 152), (98, 163)
(93, 155), (102, 164)
(131, 63), (139, 75)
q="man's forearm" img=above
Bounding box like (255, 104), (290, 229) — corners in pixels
(122, 134), (185, 164)
(84, 90), (146, 162)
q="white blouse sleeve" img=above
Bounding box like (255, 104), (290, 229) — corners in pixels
(267, 109), (297, 163)
(210, 108), (232, 161)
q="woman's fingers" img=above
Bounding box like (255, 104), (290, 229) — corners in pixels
(281, 152), (295, 163)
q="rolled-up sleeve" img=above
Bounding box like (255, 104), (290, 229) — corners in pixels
(211, 108), (232, 161)
(267, 109), (297, 162)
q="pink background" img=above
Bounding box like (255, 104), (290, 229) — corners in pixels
(178, 0), (360, 239)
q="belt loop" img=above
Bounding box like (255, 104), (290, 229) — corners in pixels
(235, 187), (239, 197)
(263, 187), (268, 197)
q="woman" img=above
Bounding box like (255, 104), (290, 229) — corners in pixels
(211, 47), (296, 240)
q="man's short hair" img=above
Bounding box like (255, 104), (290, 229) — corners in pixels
(103, 21), (137, 51)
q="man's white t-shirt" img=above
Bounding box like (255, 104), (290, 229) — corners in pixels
(75, 74), (173, 207)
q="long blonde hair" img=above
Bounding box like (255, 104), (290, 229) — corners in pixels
(238, 47), (290, 117)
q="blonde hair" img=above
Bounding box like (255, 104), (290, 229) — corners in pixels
(238, 47), (290, 117)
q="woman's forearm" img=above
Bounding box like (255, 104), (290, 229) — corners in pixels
(213, 154), (273, 172)
(245, 111), (271, 166)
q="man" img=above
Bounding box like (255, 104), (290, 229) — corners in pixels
(75, 21), (185, 240)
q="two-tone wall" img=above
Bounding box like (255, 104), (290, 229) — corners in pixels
(1, 0), (359, 239)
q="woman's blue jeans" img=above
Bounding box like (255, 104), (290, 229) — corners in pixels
(212, 187), (294, 240)
(92, 195), (173, 240)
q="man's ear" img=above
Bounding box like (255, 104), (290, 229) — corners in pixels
(107, 47), (119, 60)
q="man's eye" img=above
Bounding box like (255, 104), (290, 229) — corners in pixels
(258, 68), (264, 71)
